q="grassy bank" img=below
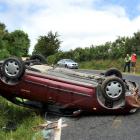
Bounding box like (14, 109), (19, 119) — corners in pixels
(79, 58), (140, 73)
(0, 97), (44, 140)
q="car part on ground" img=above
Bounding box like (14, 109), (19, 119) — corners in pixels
(29, 54), (46, 64)
(24, 54), (46, 66)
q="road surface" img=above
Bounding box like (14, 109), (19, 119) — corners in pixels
(60, 70), (140, 140)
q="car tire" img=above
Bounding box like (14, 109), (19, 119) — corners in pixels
(104, 68), (122, 78)
(101, 76), (125, 101)
(1, 57), (25, 80)
(30, 54), (46, 64)
(65, 64), (68, 68)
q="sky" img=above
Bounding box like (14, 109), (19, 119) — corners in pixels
(0, 0), (140, 54)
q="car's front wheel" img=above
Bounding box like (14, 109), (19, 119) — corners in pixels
(101, 76), (125, 101)
(30, 54), (46, 64)
(65, 64), (68, 68)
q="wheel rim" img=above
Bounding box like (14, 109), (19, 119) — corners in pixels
(5, 60), (20, 77)
(105, 80), (122, 99)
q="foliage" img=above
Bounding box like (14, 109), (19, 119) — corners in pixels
(0, 22), (8, 38)
(0, 48), (10, 59)
(0, 97), (44, 140)
(0, 22), (10, 59)
(79, 58), (124, 71)
(0, 22), (30, 59)
(1, 21), (140, 67)
(79, 57), (140, 74)
(47, 51), (64, 64)
(47, 31), (140, 65)
(7, 30), (30, 57)
(33, 31), (61, 58)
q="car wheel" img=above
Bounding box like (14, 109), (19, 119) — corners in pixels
(101, 77), (125, 101)
(65, 64), (68, 68)
(105, 68), (122, 78)
(30, 54), (46, 64)
(1, 57), (25, 80)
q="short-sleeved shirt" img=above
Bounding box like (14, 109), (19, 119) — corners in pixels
(131, 54), (137, 62)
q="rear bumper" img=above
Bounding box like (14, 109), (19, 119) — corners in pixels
(126, 92), (140, 108)
(125, 81), (140, 108)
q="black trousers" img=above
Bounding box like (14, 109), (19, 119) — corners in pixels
(123, 62), (130, 72)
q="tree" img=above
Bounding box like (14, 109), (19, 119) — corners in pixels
(0, 22), (8, 48)
(8, 30), (30, 57)
(33, 31), (61, 57)
(0, 22), (10, 59)
(108, 37), (126, 59)
(131, 31), (140, 54)
(0, 22), (8, 37)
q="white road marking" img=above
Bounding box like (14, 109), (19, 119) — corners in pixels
(54, 118), (62, 140)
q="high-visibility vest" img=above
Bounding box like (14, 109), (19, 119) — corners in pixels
(125, 56), (130, 62)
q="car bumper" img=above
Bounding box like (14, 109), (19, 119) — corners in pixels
(126, 91), (140, 108)
(68, 65), (78, 69)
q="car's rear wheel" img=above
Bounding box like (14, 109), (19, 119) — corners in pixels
(101, 77), (125, 101)
(104, 68), (122, 78)
(1, 57), (25, 80)
(65, 64), (68, 68)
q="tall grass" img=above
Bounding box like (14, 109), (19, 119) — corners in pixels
(79, 58), (124, 71)
(79, 58), (140, 73)
(0, 97), (44, 140)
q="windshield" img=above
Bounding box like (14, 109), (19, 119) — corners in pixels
(65, 59), (75, 62)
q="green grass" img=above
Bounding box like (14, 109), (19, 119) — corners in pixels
(0, 97), (44, 140)
(79, 58), (140, 74)
(79, 59), (124, 70)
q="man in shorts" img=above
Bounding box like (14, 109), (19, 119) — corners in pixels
(131, 53), (137, 73)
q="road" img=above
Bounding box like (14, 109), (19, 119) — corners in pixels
(60, 70), (140, 140)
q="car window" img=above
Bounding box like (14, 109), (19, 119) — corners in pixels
(59, 60), (63, 63)
(65, 59), (74, 62)
(58, 59), (76, 64)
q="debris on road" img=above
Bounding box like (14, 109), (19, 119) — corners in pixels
(32, 118), (63, 140)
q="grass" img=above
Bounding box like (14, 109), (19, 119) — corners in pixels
(79, 58), (140, 74)
(0, 97), (44, 140)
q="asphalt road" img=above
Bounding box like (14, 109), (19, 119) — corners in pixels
(60, 70), (140, 140)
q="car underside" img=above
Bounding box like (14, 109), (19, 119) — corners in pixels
(0, 57), (140, 116)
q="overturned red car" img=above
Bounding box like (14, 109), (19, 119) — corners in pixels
(0, 57), (140, 116)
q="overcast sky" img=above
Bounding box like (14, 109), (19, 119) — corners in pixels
(0, 0), (140, 53)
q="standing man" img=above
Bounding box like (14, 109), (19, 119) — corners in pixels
(123, 54), (131, 72)
(131, 53), (137, 73)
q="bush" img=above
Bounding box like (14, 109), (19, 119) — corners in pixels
(0, 49), (10, 60)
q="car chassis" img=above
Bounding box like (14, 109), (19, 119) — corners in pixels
(0, 57), (140, 116)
